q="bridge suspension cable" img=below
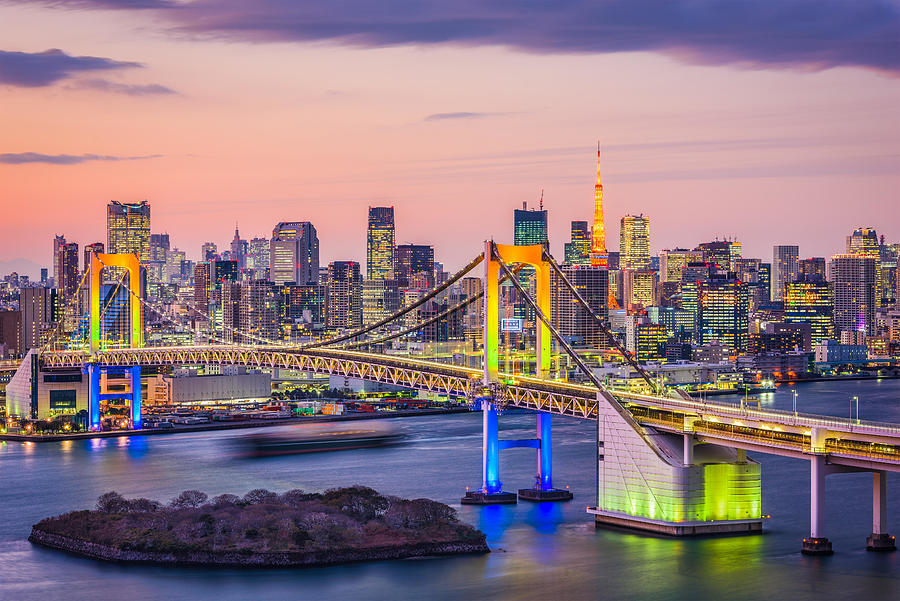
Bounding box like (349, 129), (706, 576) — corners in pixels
(541, 249), (660, 393)
(308, 253), (484, 349)
(344, 263), (524, 350)
(491, 243), (667, 456)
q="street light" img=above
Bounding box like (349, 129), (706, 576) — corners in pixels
(852, 395), (859, 424)
(792, 390), (798, 415)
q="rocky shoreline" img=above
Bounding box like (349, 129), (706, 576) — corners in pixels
(29, 528), (489, 568)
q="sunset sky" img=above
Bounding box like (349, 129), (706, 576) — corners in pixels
(1, 1), (898, 277)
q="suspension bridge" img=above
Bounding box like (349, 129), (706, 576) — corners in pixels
(7, 242), (900, 554)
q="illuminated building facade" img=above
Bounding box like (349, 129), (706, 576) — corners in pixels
(367, 206), (396, 280)
(52, 234), (66, 287)
(19, 287), (57, 351)
(784, 279), (833, 344)
(513, 201), (547, 246)
(246, 237), (270, 279)
(829, 253), (876, 336)
(697, 240), (740, 271)
(107, 201), (150, 261)
(56, 242), (79, 300)
(624, 269), (657, 310)
(193, 263), (211, 317)
(396, 244), (434, 285)
(697, 278), (749, 352)
(362, 279), (402, 326)
(270, 221), (319, 285)
(660, 248), (703, 282)
(620, 214), (650, 270)
(326, 261), (362, 330)
(551, 264), (608, 346)
(772, 245), (799, 301)
(798, 257), (826, 282)
(564, 220), (591, 265)
(201, 242), (217, 261)
(230, 226), (247, 270)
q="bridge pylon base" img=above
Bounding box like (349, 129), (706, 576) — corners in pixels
(461, 491), (517, 505)
(801, 537), (833, 555)
(866, 533), (896, 552)
(517, 488), (573, 502)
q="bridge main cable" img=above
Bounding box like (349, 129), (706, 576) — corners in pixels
(541, 249), (660, 393)
(343, 263), (524, 350)
(307, 253), (485, 349)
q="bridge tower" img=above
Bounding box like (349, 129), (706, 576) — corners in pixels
(84, 252), (144, 430)
(463, 241), (572, 504)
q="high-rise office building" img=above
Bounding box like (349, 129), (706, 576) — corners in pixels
(829, 253), (876, 336)
(230, 226), (248, 270)
(193, 263), (211, 317)
(513, 201), (547, 246)
(591, 145), (608, 267)
(241, 280), (277, 342)
(362, 279), (402, 326)
(697, 277), (749, 352)
(772, 245), (799, 301)
(83, 243), (104, 273)
(659, 248), (703, 282)
(52, 234), (66, 287)
(270, 222), (319, 285)
(56, 242), (79, 300)
(246, 237), (270, 279)
(326, 261), (362, 330)
(165, 249), (186, 283)
(201, 242), (218, 262)
(396, 244), (434, 285)
(846, 227), (883, 307)
(784, 279), (833, 345)
(551, 265), (608, 346)
(696, 240), (740, 271)
(366, 207), (396, 280)
(624, 269), (658, 310)
(564, 221), (591, 265)
(19, 288), (57, 351)
(107, 201), (150, 261)
(798, 257), (826, 282)
(619, 214), (650, 270)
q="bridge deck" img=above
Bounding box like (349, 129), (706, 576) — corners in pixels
(39, 346), (900, 470)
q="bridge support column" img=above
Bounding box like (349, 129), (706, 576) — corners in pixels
(87, 363), (101, 431)
(461, 400), (516, 505)
(867, 471), (896, 552)
(518, 413), (573, 502)
(802, 455), (833, 555)
(683, 434), (693, 466)
(130, 365), (142, 430)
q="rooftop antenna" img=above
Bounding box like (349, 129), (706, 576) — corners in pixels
(539, 188), (544, 211)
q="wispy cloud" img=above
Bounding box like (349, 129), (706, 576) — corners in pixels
(15, 0), (900, 75)
(0, 152), (162, 165)
(0, 48), (140, 87)
(67, 78), (177, 95)
(424, 112), (493, 122)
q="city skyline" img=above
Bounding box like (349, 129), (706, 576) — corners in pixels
(1, 2), (898, 274)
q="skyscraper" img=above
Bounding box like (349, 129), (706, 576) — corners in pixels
(697, 277), (749, 352)
(798, 257), (826, 282)
(564, 221), (591, 265)
(107, 201), (150, 261)
(846, 227), (883, 306)
(56, 242), (79, 300)
(620, 214), (650, 270)
(367, 206), (396, 280)
(829, 253), (876, 336)
(246, 237), (270, 279)
(784, 279), (833, 345)
(270, 222), (319, 285)
(590, 145), (608, 267)
(551, 264), (609, 346)
(230, 225), (248, 271)
(659, 248), (703, 282)
(396, 244), (434, 285)
(326, 261), (362, 330)
(772, 245), (799, 301)
(513, 201), (547, 246)
(83, 243), (104, 273)
(201, 242), (218, 261)
(52, 234), (66, 287)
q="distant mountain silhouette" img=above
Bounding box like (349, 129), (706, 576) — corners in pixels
(0, 258), (44, 280)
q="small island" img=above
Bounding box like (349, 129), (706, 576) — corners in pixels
(29, 486), (489, 567)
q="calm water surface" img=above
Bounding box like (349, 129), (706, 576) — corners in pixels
(2, 379), (899, 601)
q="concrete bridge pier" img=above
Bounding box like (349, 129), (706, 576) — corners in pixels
(461, 399), (517, 505)
(802, 455), (833, 555)
(867, 471), (896, 552)
(518, 413), (573, 502)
